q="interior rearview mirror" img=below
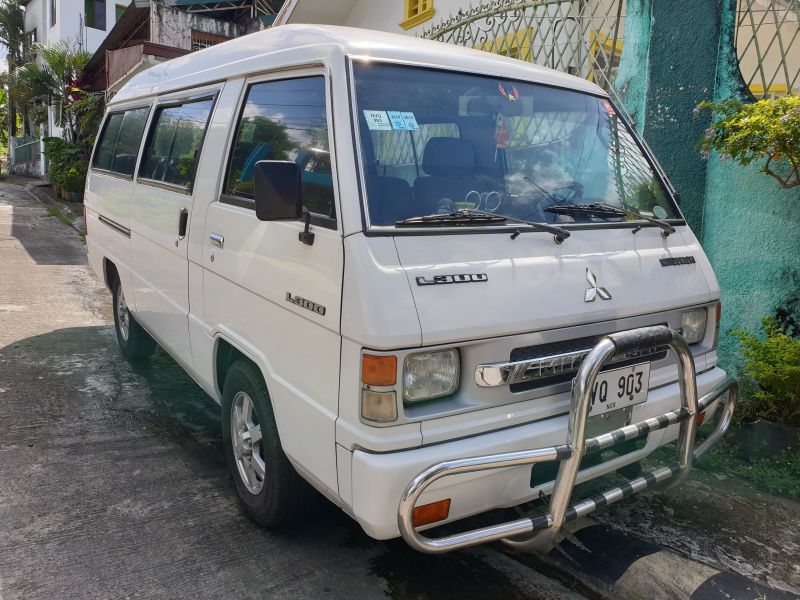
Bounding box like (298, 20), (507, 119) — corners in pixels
(254, 160), (302, 221)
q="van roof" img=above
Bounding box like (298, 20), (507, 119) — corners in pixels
(110, 24), (607, 104)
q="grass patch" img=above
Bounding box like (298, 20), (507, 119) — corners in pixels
(44, 203), (78, 229)
(0, 175), (27, 186)
(695, 439), (800, 500)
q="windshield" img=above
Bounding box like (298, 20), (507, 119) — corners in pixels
(352, 63), (681, 228)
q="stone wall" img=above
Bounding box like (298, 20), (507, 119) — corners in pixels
(150, 3), (260, 50)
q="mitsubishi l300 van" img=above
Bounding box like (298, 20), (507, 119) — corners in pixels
(84, 24), (737, 553)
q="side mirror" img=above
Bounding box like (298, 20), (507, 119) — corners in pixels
(254, 160), (302, 221)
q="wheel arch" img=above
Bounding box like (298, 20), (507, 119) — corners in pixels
(103, 257), (120, 292)
(214, 336), (270, 402)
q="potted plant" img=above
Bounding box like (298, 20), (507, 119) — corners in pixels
(62, 160), (87, 202)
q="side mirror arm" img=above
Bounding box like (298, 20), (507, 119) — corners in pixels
(299, 208), (315, 246)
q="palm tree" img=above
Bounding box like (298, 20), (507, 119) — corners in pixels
(0, 0), (27, 138)
(14, 42), (93, 141)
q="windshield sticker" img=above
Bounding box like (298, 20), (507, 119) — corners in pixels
(363, 110), (392, 130)
(387, 111), (407, 130)
(401, 112), (419, 130)
(498, 83), (519, 102)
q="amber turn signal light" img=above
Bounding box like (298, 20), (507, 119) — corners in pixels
(412, 499), (451, 527)
(362, 354), (397, 386)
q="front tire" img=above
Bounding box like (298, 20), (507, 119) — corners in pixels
(112, 280), (156, 360)
(221, 360), (314, 527)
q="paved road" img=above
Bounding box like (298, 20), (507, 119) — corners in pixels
(0, 183), (582, 600)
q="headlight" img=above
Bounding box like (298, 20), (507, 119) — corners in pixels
(680, 308), (707, 344)
(403, 349), (460, 402)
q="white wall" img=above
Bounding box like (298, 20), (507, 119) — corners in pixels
(42, 0), (120, 52)
(283, 0), (465, 34)
(22, 0), (118, 141)
(23, 0), (48, 45)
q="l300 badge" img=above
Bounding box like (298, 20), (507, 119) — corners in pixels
(416, 273), (488, 286)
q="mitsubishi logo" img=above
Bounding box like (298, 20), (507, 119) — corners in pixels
(584, 268), (612, 302)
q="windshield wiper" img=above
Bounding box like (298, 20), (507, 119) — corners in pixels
(395, 210), (507, 226)
(545, 202), (676, 238)
(396, 209), (570, 243)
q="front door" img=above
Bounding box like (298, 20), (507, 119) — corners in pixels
(130, 91), (218, 368)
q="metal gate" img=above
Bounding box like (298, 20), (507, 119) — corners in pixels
(420, 0), (626, 93)
(735, 0), (800, 98)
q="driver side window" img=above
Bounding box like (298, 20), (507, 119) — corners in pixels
(223, 76), (336, 226)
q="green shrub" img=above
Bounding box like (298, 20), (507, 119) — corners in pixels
(696, 95), (800, 189)
(61, 160), (88, 193)
(44, 136), (83, 190)
(733, 317), (800, 426)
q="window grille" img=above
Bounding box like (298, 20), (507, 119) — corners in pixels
(736, 0), (800, 98)
(191, 30), (231, 51)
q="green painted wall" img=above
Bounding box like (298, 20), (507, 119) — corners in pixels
(616, 0), (800, 369)
(701, 0), (800, 367)
(639, 0), (721, 237)
(614, 0), (650, 128)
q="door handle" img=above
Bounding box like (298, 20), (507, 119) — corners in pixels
(209, 233), (224, 249)
(177, 208), (189, 239)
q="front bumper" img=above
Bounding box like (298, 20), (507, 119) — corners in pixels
(349, 327), (736, 552)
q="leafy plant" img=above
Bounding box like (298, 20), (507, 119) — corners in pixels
(61, 160), (88, 193)
(44, 136), (83, 190)
(732, 316), (800, 426)
(696, 95), (800, 189)
(13, 41), (96, 142)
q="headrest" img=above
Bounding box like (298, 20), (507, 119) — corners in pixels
(422, 137), (475, 177)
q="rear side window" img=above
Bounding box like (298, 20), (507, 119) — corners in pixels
(139, 97), (214, 189)
(224, 76), (335, 223)
(92, 107), (150, 176)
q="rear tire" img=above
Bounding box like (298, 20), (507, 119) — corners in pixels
(221, 360), (314, 527)
(112, 280), (156, 360)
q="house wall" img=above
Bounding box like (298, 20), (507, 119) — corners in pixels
(44, 0), (121, 52)
(23, 0), (47, 45)
(150, 3), (260, 50)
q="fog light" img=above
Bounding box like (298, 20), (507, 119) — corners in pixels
(412, 499), (451, 527)
(680, 308), (707, 344)
(361, 390), (397, 423)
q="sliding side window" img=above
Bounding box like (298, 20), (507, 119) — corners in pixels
(223, 76), (336, 226)
(139, 97), (214, 190)
(92, 106), (150, 177)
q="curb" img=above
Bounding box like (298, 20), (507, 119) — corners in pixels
(515, 520), (799, 600)
(18, 181), (85, 235)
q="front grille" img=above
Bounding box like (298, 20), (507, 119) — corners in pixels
(509, 331), (669, 393)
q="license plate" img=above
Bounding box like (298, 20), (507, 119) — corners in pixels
(582, 362), (651, 417)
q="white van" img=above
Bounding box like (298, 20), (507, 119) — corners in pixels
(85, 24), (737, 554)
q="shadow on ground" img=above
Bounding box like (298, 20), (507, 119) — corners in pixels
(0, 325), (558, 600)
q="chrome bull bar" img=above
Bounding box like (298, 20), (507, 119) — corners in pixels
(397, 326), (738, 554)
